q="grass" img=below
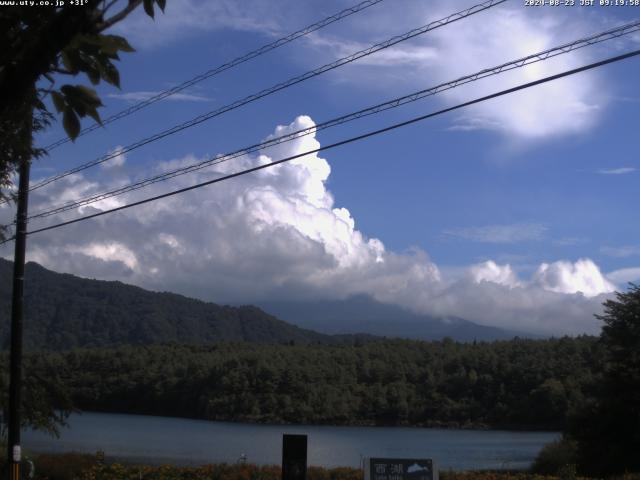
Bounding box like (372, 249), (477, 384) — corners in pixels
(1, 452), (639, 480)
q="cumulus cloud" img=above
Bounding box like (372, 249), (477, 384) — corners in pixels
(469, 261), (520, 288)
(100, 146), (126, 170)
(607, 267), (640, 285)
(0, 116), (618, 336)
(533, 258), (616, 298)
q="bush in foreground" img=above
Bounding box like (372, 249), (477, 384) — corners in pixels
(52, 463), (640, 480)
(71, 463), (360, 480)
(530, 438), (578, 476)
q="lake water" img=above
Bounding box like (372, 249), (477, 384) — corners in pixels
(23, 412), (558, 471)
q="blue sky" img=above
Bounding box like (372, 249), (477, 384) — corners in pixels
(3, 0), (640, 335)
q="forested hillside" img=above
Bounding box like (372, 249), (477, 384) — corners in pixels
(2, 336), (603, 430)
(0, 259), (525, 349)
(0, 259), (350, 349)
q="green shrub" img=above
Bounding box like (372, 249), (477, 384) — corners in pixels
(531, 437), (578, 476)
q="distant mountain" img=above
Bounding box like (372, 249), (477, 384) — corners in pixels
(258, 294), (535, 342)
(0, 259), (362, 350)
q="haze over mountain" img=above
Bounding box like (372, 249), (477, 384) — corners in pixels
(259, 295), (536, 342)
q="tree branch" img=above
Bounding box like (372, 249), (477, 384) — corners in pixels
(52, 67), (73, 75)
(96, 0), (143, 32)
(102, 0), (120, 15)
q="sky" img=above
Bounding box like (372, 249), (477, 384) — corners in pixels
(2, 0), (640, 336)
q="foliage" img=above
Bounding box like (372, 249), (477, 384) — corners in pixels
(531, 438), (578, 476)
(568, 284), (640, 475)
(0, 0), (165, 209)
(0, 336), (603, 431)
(0, 352), (75, 439)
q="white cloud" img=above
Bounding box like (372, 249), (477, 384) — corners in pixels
(304, 33), (438, 68)
(68, 242), (139, 270)
(445, 116), (503, 132)
(607, 267), (640, 285)
(533, 258), (616, 298)
(100, 146), (126, 170)
(112, 0), (623, 142)
(469, 261), (520, 288)
(596, 167), (636, 175)
(443, 222), (547, 244)
(107, 91), (211, 103)
(1, 116), (619, 336)
(554, 237), (589, 247)
(304, 1), (616, 140)
(112, 0), (285, 49)
(425, 5), (605, 139)
(601, 245), (640, 258)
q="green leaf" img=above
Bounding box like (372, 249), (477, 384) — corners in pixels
(86, 65), (100, 85)
(143, 0), (154, 18)
(51, 91), (65, 113)
(98, 61), (121, 88)
(75, 85), (103, 107)
(60, 85), (76, 96)
(156, 0), (166, 12)
(77, 34), (102, 46)
(62, 108), (81, 140)
(85, 106), (102, 125)
(102, 34), (135, 53)
(60, 50), (78, 74)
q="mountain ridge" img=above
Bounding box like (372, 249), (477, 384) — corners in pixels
(0, 259), (530, 350)
(0, 259), (348, 350)
(258, 294), (536, 342)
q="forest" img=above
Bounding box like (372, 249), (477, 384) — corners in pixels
(0, 336), (602, 431)
(0, 259), (372, 349)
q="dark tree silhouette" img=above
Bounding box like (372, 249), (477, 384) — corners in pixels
(571, 284), (640, 475)
(0, 0), (166, 209)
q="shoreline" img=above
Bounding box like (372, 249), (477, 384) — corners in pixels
(67, 409), (560, 433)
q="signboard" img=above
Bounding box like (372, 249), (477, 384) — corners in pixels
(366, 458), (437, 480)
(282, 434), (307, 480)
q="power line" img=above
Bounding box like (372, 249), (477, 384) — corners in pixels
(27, 0), (506, 193)
(25, 19), (640, 221)
(20, 48), (640, 238)
(43, 0), (386, 151)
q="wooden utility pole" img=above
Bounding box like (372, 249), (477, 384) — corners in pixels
(7, 157), (31, 480)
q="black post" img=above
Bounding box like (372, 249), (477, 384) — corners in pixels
(282, 434), (307, 480)
(7, 158), (31, 480)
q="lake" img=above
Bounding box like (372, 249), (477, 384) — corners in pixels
(23, 412), (558, 471)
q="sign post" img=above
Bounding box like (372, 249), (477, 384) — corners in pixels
(365, 458), (438, 480)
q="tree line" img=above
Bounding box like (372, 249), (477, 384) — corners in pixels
(1, 336), (603, 433)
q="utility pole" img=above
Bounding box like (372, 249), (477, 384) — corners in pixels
(7, 156), (31, 480)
